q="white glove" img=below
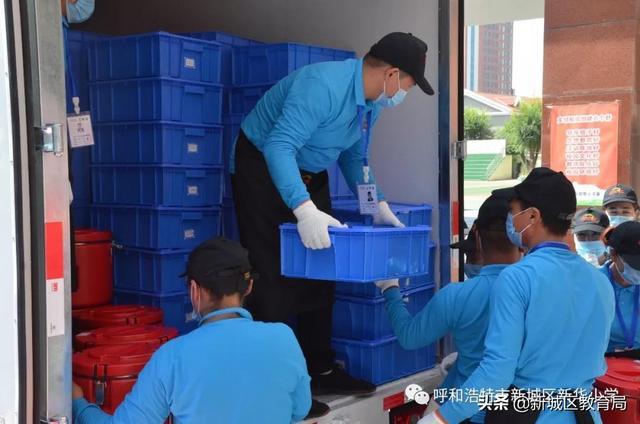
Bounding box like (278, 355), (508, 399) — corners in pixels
(373, 201), (405, 227)
(375, 279), (400, 293)
(417, 412), (447, 424)
(294, 201), (346, 250)
(439, 352), (458, 377)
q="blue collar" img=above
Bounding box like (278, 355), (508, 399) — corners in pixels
(199, 307), (252, 326)
(354, 58), (370, 108)
(478, 264), (509, 276)
(527, 241), (571, 255)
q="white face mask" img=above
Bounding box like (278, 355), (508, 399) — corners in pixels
(188, 283), (202, 321)
(374, 72), (407, 108)
(617, 259), (640, 286)
(66, 0), (95, 24)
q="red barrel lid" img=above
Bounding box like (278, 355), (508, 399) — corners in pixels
(595, 358), (640, 398)
(75, 229), (112, 243)
(73, 343), (157, 378)
(75, 325), (178, 350)
(73, 305), (163, 330)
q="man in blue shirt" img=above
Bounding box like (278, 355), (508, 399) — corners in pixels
(420, 168), (615, 424)
(231, 32), (434, 417)
(600, 221), (640, 354)
(72, 238), (312, 423)
(376, 195), (521, 423)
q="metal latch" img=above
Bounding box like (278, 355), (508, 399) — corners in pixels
(36, 123), (64, 156)
(452, 139), (467, 160)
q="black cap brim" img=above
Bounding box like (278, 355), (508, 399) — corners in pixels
(492, 187), (517, 200)
(621, 253), (640, 270)
(416, 75), (434, 95)
(449, 238), (476, 253)
(573, 223), (606, 233)
(604, 197), (637, 207)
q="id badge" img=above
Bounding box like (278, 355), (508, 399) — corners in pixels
(67, 112), (95, 148)
(357, 184), (379, 215)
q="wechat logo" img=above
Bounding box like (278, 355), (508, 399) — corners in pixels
(405, 383), (431, 405)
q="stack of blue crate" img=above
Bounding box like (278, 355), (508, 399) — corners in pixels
(66, 30), (106, 228)
(180, 34), (357, 241)
(325, 193), (438, 384)
(88, 32), (227, 334)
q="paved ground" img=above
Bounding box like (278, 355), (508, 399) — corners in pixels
(463, 179), (519, 227)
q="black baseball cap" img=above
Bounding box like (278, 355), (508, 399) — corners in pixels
(607, 221), (640, 269)
(450, 220), (476, 254)
(603, 184), (638, 207)
(492, 167), (577, 222)
(476, 195), (510, 231)
(572, 208), (610, 233)
(181, 237), (258, 291)
(368, 32), (434, 95)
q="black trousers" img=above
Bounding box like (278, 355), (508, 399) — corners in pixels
(231, 130), (335, 374)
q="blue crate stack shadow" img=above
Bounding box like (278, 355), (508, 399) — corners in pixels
(71, 28), (437, 384)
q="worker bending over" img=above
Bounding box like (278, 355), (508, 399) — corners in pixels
(376, 195), (520, 424)
(420, 168), (614, 424)
(72, 238), (312, 424)
(600, 221), (640, 355)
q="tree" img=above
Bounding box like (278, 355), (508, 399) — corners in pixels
(502, 99), (542, 172)
(464, 108), (494, 140)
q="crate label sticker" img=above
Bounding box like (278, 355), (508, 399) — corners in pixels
(187, 185), (198, 196)
(184, 56), (197, 69)
(46, 278), (65, 337)
(184, 229), (195, 239)
(187, 143), (199, 153)
(67, 112), (95, 148)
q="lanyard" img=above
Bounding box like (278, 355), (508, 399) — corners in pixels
(199, 307), (250, 326)
(63, 24), (80, 113)
(607, 265), (640, 349)
(527, 241), (571, 255)
(357, 106), (372, 182)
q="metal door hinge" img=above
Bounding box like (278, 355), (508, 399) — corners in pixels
(452, 140), (466, 160)
(36, 123), (63, 156)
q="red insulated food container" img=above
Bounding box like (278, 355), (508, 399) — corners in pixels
(73, 343), (157, 414)
(74, 324), (178, 351)
(72, 305), (163, 332)
(72, 229), (113, 309)
(595, 357), (640, 424)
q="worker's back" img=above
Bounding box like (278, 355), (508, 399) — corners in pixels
(496, 247), (614, 422)
(111, 311), (311, 424)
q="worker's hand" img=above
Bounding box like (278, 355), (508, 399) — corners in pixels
(373, 201), (405, 228)
(439, 352), (458, 376)
(375, 279), (400, 293)
(294, 200), (347, 249)
(73, 382), (84, 400)
(417, 411), (447, 424)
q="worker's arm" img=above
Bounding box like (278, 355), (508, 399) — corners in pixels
(383, 285), (456, 350)
(437, 270), (526, 423)
(73, 347), (172, 424)
(337, 107), (385, 201)
(262, 76), (332, 209)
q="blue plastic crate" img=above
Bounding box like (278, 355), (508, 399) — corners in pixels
(332, 200), (433, 227)
(335, 243), (437, 298)
(92, 122), (223, 166)
(65, 30), (106, 113)
(222, 114), (243, 196)
(233, 43), (356, 85)
(113, 247), (189, 295)
(71, 200), (92, 228)
(90, 77), (223, 124)
(229, 84), (273, 115)
(91, 165), (224, 207)
(333, 284), (434, 341)
(70, 145), (92, 202)
(333, 336), (436, 385)
(327, 163), (355, 201)
(222, 197), (240, 241)
(91, 205), (221, 249)
(89, 32), (223, 84)
(280, 224), (432, 282)
(113, 290), (196, 335)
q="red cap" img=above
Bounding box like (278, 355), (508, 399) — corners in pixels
(73, 305), (163, 331)
(75, 325), (178, 351)
(73, 343), (157, 378)
(595, 357), (640, 398)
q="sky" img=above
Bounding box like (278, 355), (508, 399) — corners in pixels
(512, 18), (544, 98)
